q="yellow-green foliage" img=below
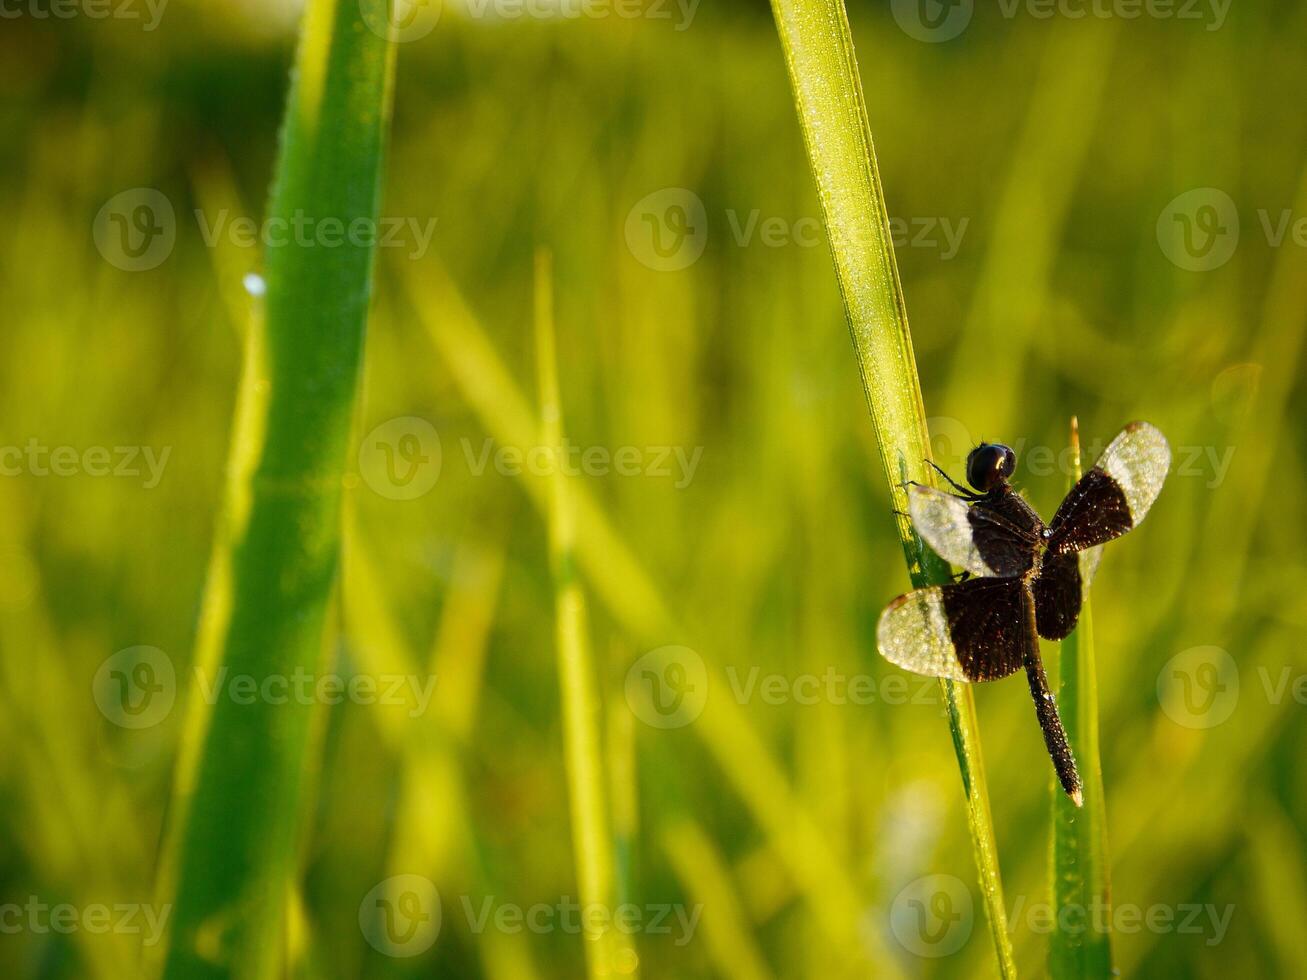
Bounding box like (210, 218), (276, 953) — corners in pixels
(0, 3), (1303, 979)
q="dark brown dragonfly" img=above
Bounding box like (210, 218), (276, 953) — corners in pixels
(877, 422), (1171, 805)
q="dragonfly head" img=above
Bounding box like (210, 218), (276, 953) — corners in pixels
(966, 442), (1016, 492)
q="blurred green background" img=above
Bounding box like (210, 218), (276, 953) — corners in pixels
(2, 0), (1306, 976)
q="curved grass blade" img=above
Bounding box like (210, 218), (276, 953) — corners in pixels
(535, 250), (635, 978)
(156, 1), (396, 975)
(767, 0), (1016, 974)
(661, 819), (773, 980)
(1050, 418), (1114, 977)
(406, 265), (899, 972)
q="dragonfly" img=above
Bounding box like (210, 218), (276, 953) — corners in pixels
(877, 421), (1171, 805)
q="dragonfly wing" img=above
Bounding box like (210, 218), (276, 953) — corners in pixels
(878, 577), (1029, 683)
(1047, 422), (1170, 554)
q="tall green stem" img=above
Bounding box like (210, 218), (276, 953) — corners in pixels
(768, 0), (1016, 974)
(536, 251), (632, 978)
(158, 1), (396, 976)
(1050, 418), (1114, 978)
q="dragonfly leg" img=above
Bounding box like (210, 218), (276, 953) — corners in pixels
(927, 460), (983, 500)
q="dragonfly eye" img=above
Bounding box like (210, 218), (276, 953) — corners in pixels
(966, 443), (1017, 492)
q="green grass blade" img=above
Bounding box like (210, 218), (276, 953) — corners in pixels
(661, 819), (773, 980)
(534, 251), (632, 979)
(407, 265), (899, 972)
(767, 1), (1016, 975)
(1050, 419), (1113, 978)
(157, 1), (396, 976)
